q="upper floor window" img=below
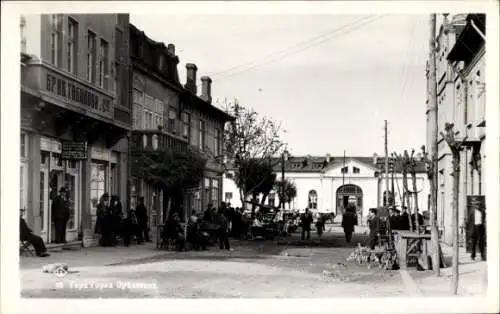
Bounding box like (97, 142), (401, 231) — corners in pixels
(67, 18), (78, 74)
(353, 167), (360, 174)
(20, 133), (27, 158)
(50, 14), (62, 67)
(214, 128), (221, 156)
(133, 89), (144, 129)
(87, 31), (97, 83)
(182, 112), (190, 139)
(99, 39), (109, 89)
(168, 107), (177, 134)
(198, 120), (205, 151)
(341, 166), (348, 174)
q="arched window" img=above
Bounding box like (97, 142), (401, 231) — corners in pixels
(308, 190), (318, 209)
(142, 134), (148, 148)
(152, 134), (158, 150)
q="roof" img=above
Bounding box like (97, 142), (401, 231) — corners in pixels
(447, 14), (485, 62)
(226, 155), (427, 174)
(181, 91), (235, 122)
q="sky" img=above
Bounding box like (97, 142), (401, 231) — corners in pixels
(131, 14), (431, 158)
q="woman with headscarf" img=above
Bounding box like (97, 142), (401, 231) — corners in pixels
(96, 193), (114, 247)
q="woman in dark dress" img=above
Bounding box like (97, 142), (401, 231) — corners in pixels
(96, 193), (115, 247)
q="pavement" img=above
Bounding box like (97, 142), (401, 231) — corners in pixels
(20, 230), (408, 298)
(19, 227), (488, 298)
(406, 242), (488, 296)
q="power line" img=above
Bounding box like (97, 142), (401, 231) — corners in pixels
(213, 15), (386, 80)
(209, 15), (375, 78)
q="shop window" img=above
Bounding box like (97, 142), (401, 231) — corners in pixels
(204, 178), (211, 208)
(224, 192), (233, 203)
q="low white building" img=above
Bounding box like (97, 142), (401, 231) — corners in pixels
(223, 155), (430, 225)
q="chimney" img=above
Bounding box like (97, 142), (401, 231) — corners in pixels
(167, 43), (175, 56)
(185, 63), (197, 94)
(372, 153), (378, 165)
(200, 76), (212, 103)
(325, 153), (331, 163)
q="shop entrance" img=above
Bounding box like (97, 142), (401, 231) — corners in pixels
(336, 184), (363, 218)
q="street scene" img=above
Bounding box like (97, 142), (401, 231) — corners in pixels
(11, 4), (494, 311)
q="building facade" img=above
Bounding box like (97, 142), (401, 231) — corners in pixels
(20, 14), (132, 246)
(426, 14), (486, 245)
(129, 24), (233, 228)
(223, 155), (430, 225)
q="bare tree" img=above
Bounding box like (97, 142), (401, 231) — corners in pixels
(441, 122), (463, 295)
(393, 152), (413, 232)
(221, 98), (286, 209)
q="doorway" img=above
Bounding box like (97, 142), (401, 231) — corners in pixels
(336, 184), (363, 218)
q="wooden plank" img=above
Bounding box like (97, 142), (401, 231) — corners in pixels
(397, 237), (408, 269)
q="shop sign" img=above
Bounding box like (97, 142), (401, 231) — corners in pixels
(44, 69), (113, 118)
(61, 141), (88, 160)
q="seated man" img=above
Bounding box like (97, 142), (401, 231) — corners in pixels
(20, 209), (50, 257)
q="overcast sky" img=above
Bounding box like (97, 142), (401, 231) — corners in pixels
(131, 14), (431, 157)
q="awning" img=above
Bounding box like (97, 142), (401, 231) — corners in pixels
(447, 14), (485, 62)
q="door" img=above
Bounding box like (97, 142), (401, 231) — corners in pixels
(65, 170), (79, 241)
(39, 168), (50, 243)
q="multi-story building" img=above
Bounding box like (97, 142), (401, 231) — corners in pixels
(129, 24), (233, 228)
(20, 14), (131, 246)
(426, 14), (486, 245)
(223, 155), (429, 225)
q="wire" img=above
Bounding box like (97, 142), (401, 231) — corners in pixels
(209, 15), (374, 77)
(213, 15), (387, 80)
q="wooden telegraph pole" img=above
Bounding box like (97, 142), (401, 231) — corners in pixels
(428, 13), (441, 277)
(384, 120), (390, 207)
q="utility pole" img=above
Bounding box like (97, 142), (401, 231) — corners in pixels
(428, 13), (441, 276)
(342, 150), (346, 213)
(384, 120), (390, 207)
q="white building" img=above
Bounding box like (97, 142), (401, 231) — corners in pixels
(223, 155), (430, 225)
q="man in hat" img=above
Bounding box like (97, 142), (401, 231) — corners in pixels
(389, 207), (402, 231)
(20, 209), (50, 257)
(51, 187), (70, 243)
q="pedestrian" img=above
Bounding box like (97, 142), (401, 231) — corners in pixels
(470, 206), (486, 261)
(20, 209), (50, 257)
(217, 209), (230, 250)
(366, 208), (381, 250)
(123, 209), (142, 246)
(95, 193), (114, 247)
(51, 187), (69, 244)
(300, 208), (313, 240)
(315, 214), (325, 239)
(400, 207), (410, 230)
(135, 196), (151, 242)
(341, 206), (357, 243)
(389, 207), (402, 231)
(109, 195), (122, 245)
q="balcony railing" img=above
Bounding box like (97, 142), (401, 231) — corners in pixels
(131, 129), (189, 153)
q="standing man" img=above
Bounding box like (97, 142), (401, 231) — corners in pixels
(217, 209), (230, 250)
(341, 206), (357, 243)
(300, 208), (313, 240)
(367, 208), (381, 250)
(135, 197), (150, 242)
(51, 187), (69, 244)
(470, 205), (486, 261)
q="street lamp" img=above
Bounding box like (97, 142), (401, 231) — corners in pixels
(281, 150), (289, 210)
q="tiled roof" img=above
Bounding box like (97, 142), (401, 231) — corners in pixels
(225, 155), (427, 174)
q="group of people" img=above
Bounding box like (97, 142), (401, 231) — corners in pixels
(94, 194), (151, 247)
(162, 203), (232, 252)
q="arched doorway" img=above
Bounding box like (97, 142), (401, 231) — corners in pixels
(336, 184), (363, 217)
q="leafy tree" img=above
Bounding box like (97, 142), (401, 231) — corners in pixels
(221, 99), (286, 209)
(274, 179), (297, 209)
(133, 148), (207, 219)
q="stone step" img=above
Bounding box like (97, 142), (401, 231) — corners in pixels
(46, 240), (82, 252)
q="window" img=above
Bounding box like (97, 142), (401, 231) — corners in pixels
(204, 178), (211, 208)
(87, 31), (96, 82)
(214, 128), (221, 156)
(211, 179), (219, 207)
(134, 104), (143, 129)
(268, 193), (276, 207)
(308, 190), (318, 209)
(49, 15), (62, 66)
(20, 133), (27, 158)
(224, 192), (233, 203)
(341, 167), (348, 174)
(225, 172), (234, 179)
(99, 39), (109, 88)
(353, 167), (360, 174)
(198, 120), (205, 150)
(155, 100), (164, 129)
(182, 112), (190, 138)
(167, 107), (176, 133)
(67, 18), (78, 74)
